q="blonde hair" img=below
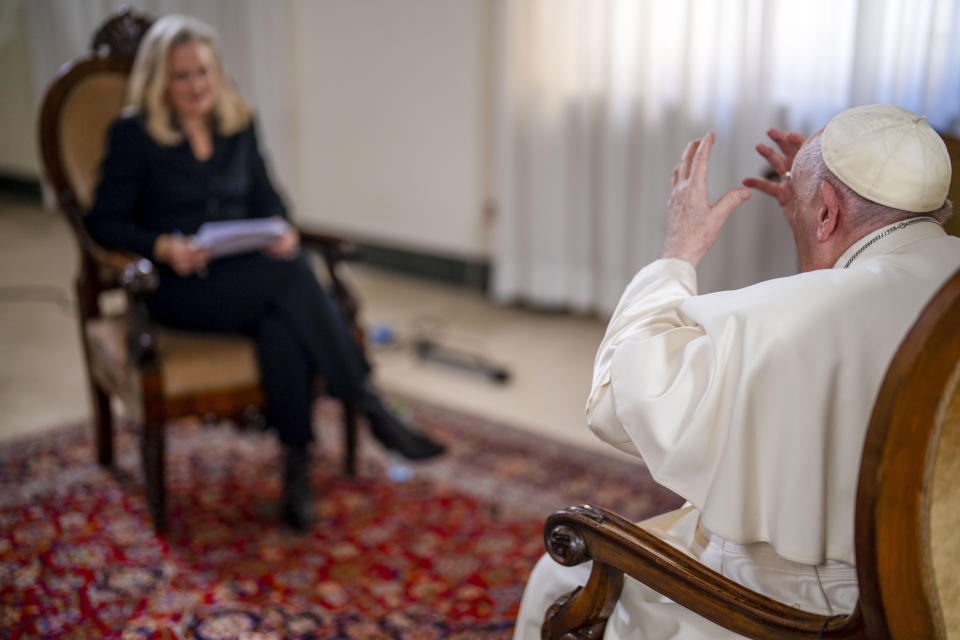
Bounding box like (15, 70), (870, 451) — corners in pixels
(126, 15), (251, 145)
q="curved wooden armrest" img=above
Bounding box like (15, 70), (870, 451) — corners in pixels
(542, 505), (865, 640)
(76, 227), (157, 292)
(298, 227), (360, 261)
(85, 240), (141, 280)
(81, 238), (160, 367)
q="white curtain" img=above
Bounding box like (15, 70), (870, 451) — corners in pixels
(492, 0), (960, 312)
(23, 0), (296, 203)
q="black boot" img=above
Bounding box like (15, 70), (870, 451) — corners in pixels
(282, 445), (314, 531)
(356, 388), (446, 460)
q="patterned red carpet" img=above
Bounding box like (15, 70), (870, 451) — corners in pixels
(0, 398), (681, 639)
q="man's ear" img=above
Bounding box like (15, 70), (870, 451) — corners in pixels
(817, 181), (840, 242)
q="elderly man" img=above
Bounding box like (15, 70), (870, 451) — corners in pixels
(513, 104), (959, 639)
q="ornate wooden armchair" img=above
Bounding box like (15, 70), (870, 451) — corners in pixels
(541, 266), (960, 639)
(38, 9), (362, 533)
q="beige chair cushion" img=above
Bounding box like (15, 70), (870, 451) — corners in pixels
(930, 368), (960, 639)
(59, 71), (128, 209)
(85, 316), (260, 399)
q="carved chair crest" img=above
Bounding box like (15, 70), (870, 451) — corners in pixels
(90, 7), (153, 61)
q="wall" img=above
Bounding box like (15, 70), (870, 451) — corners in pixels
(290, 0), (491, 259)
(0, 0), (40, 178)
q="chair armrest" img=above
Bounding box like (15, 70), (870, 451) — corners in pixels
(115, 257), (160, 369)
(298, 228), (360, 262)
(81, 238), (161, 368)
(542, 505), (866, 640)
(84, 239), (142, 282)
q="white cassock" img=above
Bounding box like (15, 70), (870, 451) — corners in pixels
(514, 219), (960, 639)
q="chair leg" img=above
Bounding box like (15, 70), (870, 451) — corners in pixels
(343, 401), (358, 476)
(141, 422), (168, 533)
(91, 383), (113, 466)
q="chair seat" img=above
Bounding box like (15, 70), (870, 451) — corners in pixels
(86, 316), (260, 398)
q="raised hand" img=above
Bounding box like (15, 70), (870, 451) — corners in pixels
(742, 128), (806, 218)
(660, 132), (752, 267)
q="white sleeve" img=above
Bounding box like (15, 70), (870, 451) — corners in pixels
(586, 258), (705, 458)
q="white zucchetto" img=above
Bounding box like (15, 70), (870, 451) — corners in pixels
(821, 104), (951, 213)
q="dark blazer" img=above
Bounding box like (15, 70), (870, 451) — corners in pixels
(85, 114), (288, 259)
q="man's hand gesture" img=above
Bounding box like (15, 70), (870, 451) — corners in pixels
(660, 132), (752, 268)
(742, 128), (806, 221)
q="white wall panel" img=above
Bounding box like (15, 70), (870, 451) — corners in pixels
(290, 0), (489, 258)
(0, 1), (40, 177)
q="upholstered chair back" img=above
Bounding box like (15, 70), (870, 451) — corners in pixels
(929, 375), (960, 638)
(39, 9), (151, 228)
(57, 70), (127, 209)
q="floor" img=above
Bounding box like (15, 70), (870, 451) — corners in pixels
(0, 195), (640, 464)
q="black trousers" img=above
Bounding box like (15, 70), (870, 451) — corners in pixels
(148, 252), (370, 447)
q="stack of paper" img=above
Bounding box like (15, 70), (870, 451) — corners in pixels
(192, 218), (290, 258)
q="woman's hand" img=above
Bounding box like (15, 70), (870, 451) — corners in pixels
(154, 234), (212, 276)
(265, 226), (300, 259)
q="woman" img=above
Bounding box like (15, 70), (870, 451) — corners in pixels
(85, 14), (444, 531)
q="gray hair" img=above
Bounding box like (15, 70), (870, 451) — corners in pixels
(796, 133), (952, 230)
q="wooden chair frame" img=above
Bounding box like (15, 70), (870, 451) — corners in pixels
(38, 8), (363, 532)
(541, 267), (960, 639)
